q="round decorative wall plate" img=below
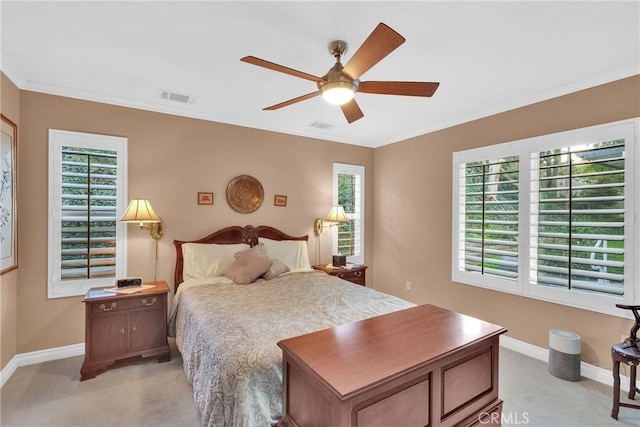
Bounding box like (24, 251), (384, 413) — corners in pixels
(226, 175), (264, 213)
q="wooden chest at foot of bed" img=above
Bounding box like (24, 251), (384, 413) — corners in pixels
(277, 304), (506, 427)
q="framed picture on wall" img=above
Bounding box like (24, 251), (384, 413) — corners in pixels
(198, 192), (214, 205)
(1, 114), (18, 274)
(274, 195), (287, 207)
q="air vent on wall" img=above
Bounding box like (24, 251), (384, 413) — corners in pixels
(307, 121), (334, 130)
(160, 90), (195, 104)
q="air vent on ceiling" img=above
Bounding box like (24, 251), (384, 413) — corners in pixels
(160, 90), (194, 104)
(307, 121), (334, 130)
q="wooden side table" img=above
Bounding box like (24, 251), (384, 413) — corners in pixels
(312, 264), (368, 286)
(80, 281), (171, 380)
(611, 343), (640, 419)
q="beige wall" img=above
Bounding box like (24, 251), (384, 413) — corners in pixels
(16, 91), (374, 353)
(373, 75), (640, 369)
(4, 73), (639, 372)
(0, 73), (20, 370)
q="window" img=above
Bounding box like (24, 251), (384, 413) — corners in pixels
(459, 155), (520, 282)
(48, 130), (128, 298)
(532, 141), (625, 298)
(453, 119), (637, 316)
(333, 163), (365, 264)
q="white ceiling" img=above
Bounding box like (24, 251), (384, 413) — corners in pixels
(2, 1), (638, 148)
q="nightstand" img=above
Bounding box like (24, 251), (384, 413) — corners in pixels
(80, 281), (171, 380)
(312, 264), (368, 286)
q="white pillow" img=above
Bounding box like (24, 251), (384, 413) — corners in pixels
(258, 237), (311, 272)
(182, 243), (250, 281)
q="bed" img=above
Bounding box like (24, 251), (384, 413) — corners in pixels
(168, 225), (415, 427)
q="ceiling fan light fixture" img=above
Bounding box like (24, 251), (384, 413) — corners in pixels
(320, 81), (357, 105)
(322, 85), (354, 105)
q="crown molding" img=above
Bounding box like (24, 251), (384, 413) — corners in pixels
(3, 58), (638, 149)
(0, 54), (27, 88)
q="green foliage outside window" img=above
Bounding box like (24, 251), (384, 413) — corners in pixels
(536, 140), (625, 294)
(464, 156), (519, 279)
(61, 147), (118, 280)
(337, 173), (355, 256)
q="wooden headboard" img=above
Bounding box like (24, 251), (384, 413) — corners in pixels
(173, 225), (309, 291)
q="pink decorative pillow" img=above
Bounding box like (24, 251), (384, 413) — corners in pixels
(222, 252), (272, 285)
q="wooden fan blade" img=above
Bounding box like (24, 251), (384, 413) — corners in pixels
(241, 56), (323, 83)
(359, 81), (440, 97)
(340, 99), (364, 124)
(342, 23), (405, 80)
(263, 91), (320, 110)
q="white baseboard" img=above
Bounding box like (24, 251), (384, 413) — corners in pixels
(0, 337), (625, 393)
(500, 335), (627, 393)
(0, 356), (18, 388)
(1, 343), (84, 388)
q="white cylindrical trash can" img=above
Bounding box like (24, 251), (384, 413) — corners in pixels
(548, 329), (581, 381)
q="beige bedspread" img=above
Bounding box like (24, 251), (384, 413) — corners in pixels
(168, 270), (414, 427)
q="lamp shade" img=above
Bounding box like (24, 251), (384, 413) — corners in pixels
(120, 199), (161, 225)
(325, 205), (348, 223)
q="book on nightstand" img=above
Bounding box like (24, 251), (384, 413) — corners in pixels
(325, 263), (354, 270)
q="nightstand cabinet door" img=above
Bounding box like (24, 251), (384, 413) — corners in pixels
(89, 313), (129, 360)
(129, 301), (167, 352)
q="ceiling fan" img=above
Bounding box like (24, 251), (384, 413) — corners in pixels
(241, 22), (440, 124)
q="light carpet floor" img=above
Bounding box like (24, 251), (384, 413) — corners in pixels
(1, 339), (639, 426)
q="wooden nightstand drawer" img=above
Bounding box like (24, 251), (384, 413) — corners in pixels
(312, 264), (368, 286)
(89, 294), (164, 315)
(334, 269), (365, 285)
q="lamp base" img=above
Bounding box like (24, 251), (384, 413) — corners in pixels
(332, 255), (346, 267)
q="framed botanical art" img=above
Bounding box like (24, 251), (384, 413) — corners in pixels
(1, 114), (17, 274)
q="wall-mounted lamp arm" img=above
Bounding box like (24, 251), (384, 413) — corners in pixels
(145, 221), (163, 240)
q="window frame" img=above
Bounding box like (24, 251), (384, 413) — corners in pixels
(333, 163), (365, 265)
(48, 129), (128, 298)
(452, 141), (528, 295)
(452, 119), (638, 318)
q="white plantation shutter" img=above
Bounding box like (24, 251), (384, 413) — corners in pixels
(48, 130), (127, 298)
(461, 156), (519, 280)
(531, 141), (626, 297)
(60, 148), (118, 279)
(333, 163), (365, 264)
